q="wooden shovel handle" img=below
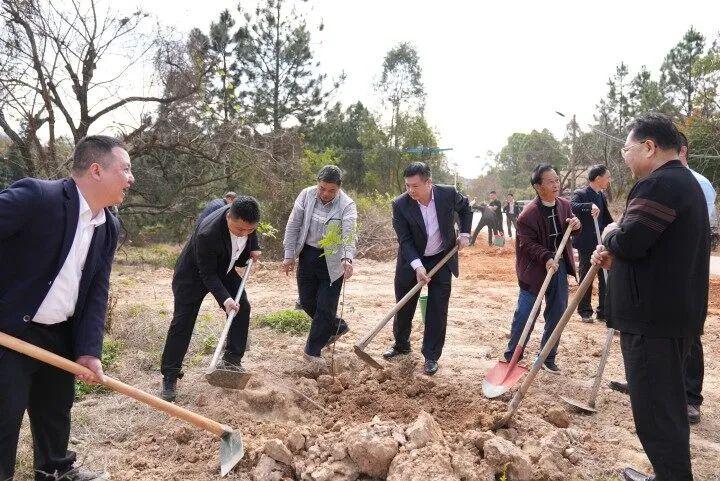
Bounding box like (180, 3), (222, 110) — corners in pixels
(355, 246), (459, 349)
(0, 331), (230, 438)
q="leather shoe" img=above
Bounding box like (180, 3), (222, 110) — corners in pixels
(623, 467), (654, 481)
(58, 466), (109, 481)
(688, 404), (701, 424)
(383, 346), (410, 359)
(325, 321), (350, 347)
(423, 359), (439, 375)
(160, 375), (178, 402)
(609, 379), (629, 395)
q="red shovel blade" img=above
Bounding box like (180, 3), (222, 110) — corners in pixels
(482, 359), (529, 398)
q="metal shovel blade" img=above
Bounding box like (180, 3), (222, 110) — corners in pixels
(353, 345), (384, 370)
(482, 360), (528, 398)
(220, 430), (245, 477)
(205, 369), (252, 390)
(560, 395), (597, 414)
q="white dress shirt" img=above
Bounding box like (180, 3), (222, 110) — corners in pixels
(226, 232), (248, 274)
(410, 191), (444, 270)
(33, 187), (106, 325)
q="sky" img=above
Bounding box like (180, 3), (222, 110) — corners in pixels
(133, 0), (720, 178)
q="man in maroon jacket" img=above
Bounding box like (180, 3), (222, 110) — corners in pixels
(503, 164), (581, 373)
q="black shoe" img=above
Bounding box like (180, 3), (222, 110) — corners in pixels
(623, 467), (655, 481)
(609, 380), (629, 395)
(383, 346), (411, 359)
(424, 359), (439, 375)
(161, 376), (178, 402)
(688, 404), (701, 424)
(58, 466), (109, 481)
(542, 361), (561, 374)
(295, 299), (303, 310)
(325, 322), (350, 347)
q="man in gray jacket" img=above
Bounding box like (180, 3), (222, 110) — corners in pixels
(283, 165), (357, 364)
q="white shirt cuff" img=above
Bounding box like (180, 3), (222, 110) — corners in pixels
(459, 233), (470, 238)
(410, 259), (423, 270)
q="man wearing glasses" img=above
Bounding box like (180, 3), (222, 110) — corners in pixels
(593, 114), (709, 481)
(282, 165), (357, 366)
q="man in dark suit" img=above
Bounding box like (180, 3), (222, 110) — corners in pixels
(383, 162), (473, 375)
(196, 191), (237, 227)
(469, 199), (497, 246)
(503, 193), (521, 237)
(160, 196), (261, 401)
(571, 164), (613, 323)
(0, 135), (132, 481)
(489, 190), (504, 237)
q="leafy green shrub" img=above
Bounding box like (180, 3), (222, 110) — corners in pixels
(257, 309), (311, 335)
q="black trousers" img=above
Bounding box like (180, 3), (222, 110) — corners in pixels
(684, 335), (704, 406)
(621, 333), (693, 481)
(160, 285), (250, 378)
(392, 251), (452, 361)
(470, 219), (497, 246)
(577, 250), (606, 319)
(506, 215), (517, 238)
(0, 322), (77, 481)
(494, 215), (504, 235)
(297, 245), (345, 356)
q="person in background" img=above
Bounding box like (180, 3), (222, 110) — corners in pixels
(503, 193), (521, 238)
(196, 191), (237, 227)
(470, 198), (499, 246)
(571, 164), (613, 324)
(488, 190), (504, 238)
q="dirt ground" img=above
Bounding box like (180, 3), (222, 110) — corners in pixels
(14, 240), (720, 480)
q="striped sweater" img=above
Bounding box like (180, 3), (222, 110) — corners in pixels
(604, 160), (710, 338)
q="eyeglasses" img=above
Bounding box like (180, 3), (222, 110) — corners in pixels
(620, 141), (646, 158)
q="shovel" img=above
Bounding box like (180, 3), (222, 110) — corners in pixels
(500, 261), (602, 426)
(0, 331), (244, 476)
(354, 246), (459, 369)
(206, 258), (254, 390)
(561, 217), (615, 413)
(482, 224), (574, 398)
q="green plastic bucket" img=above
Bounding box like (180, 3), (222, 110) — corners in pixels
(419, 295), (428, 324)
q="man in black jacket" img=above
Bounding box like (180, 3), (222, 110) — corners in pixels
(196, 191), (237, 227)
(592, 113), (709, 481)
(0, 135), (130, 481)
(382, 162), (472, 375)
(571, 164), (613, 323)
(502, 193), (521, 237)
(160, 196), (261, 401)
(469, 199), (498, 246)
(488, 190), (504, 237)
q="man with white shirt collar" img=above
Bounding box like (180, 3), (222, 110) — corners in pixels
(383, 162), (473, 375)
(0, 135), (131, 481)
(160, 196), (261, 401)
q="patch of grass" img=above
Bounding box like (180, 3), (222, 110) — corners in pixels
(202, 334), (218, 355)
(125, 303), (143, 319)
(257, 309), (311, 335)
(75, 338), (123, 400)
(117, 244), (181, 269)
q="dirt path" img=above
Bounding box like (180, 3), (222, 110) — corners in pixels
(14, 242), (719, 480)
